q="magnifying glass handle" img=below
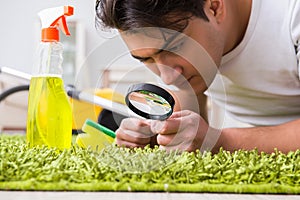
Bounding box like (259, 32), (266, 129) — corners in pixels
(67, 88), (144, 120)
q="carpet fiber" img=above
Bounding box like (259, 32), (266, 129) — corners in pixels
(1, 134), (300, 194)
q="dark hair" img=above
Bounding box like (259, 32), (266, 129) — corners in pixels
(95, 0), (208, 32)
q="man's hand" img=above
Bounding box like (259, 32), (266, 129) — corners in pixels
(115, 118), (156, 148)
(115, 110), (221, 152)
(150, 110), (216, 152)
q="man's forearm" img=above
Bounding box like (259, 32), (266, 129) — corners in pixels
(215, 119), (300, 154)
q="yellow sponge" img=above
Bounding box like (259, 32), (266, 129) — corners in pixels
(76, 119), (115, 152)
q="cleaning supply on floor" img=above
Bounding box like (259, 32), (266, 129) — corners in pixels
(26, 6), (74, 150)
(76, 119), (115, 152)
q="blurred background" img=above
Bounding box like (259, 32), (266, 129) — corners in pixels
(0, 0), (249, 132)
(0, 0), (152, 89)
(0, 0), (157, 131)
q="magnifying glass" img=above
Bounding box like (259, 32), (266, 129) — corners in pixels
(125, 83), (175, 120)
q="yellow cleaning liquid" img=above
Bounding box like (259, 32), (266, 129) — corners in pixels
(26, 76), (72, 150)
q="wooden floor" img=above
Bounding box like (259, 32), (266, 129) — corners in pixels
(1, 191), (300, 200)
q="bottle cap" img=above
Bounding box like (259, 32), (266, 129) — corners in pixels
(41, 27), (59, 42)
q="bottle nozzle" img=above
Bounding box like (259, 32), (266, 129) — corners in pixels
(38, 6), (74, 42)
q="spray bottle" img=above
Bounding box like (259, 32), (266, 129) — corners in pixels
(26, 6), (74, 150)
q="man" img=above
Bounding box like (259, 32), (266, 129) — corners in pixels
(95, 0), (300, 153)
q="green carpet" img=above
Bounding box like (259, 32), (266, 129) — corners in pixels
(1, 134), (300, 194)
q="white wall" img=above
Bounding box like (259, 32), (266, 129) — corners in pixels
(0, 0), (144, 89)
(1, 1), (90, 72)
(0, 0), (155, 130)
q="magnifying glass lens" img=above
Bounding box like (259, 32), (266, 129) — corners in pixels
(128, 91), (171, 115)
(125, 83), (175, 120)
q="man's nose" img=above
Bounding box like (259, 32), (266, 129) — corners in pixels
(155, 58), (183, 85)
(157, 64), (182, 85)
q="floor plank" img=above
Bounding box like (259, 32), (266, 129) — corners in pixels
(1, 191), (300, 200)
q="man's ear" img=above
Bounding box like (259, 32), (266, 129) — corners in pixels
(209, 0), (226, 23)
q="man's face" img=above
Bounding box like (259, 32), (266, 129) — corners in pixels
(120, 17), (225, 95)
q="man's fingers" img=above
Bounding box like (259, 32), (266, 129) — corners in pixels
(115, 137), (148, 148)
(120, 118), (155, 136)
(159, 140), (192, 152)
(156, 134), (176, 146)
(150, 119), (180, 134)
(169, 110), (193, 119)
(116, 129), (151, 144)
(115, 118), (155, 148)
(151, 110), (195, 134)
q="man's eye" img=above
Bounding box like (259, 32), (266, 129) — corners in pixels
(139, 57), (154, 63)
(138, 58), (147, 63)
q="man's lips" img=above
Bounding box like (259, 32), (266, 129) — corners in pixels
(173, 76), (193, 89)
